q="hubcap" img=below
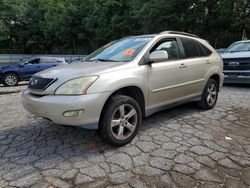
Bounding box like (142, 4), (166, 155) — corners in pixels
(111, 104), (137, 140)
(206, 83), (217, 106)
(5, 75), (17, 86)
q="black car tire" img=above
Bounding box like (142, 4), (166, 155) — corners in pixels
(3, 73), (19, 86)
(198, 78), (219, 110)
(98, 95), (142, 147)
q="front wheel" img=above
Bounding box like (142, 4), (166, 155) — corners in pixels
(3, 73), (19, 86)
(198, 79), (219, 110)
(98, 95), (142, 146)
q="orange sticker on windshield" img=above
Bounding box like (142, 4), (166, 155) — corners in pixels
(123, 49), (135, 56)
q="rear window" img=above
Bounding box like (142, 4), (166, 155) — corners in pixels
(180, 38), (212, 58)
(197, 42), (212, 56)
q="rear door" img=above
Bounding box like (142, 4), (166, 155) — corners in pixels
(178, 37), (213, 95)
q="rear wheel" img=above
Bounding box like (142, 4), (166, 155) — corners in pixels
(3, 73), (19, 86)
(98, 95), (142, 146)
(198, 79), (219, 110)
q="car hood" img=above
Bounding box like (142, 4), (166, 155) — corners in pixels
(35, 61), (127, 80)
(29, 61), (131, 95)
(221, 51), (250, 59)
(0, 64), (19, 70)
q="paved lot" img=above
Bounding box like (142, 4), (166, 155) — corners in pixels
(0, 85), (250, 188)
(0, 82), (28, 95)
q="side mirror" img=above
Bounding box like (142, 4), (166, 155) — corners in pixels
(149, 50), (169, 63)
(19, 62), (25, 67)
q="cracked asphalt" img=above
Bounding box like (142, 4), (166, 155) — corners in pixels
(0, 84), (250, 188)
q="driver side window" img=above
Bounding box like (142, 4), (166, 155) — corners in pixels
(151, 39), (181, 60)
(28, 58), (39, 65)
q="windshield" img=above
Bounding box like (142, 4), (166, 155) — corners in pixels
(84, 37), (152, 62)
(226, 42), (250, 53)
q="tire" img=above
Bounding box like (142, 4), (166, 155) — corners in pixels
(198, 79), (219, 110)
(3, 73), (19, 86)
(98, 95), (142, 146)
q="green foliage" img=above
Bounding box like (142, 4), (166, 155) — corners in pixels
(0, 0), (249, 54)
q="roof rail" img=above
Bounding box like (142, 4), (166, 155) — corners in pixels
(159, 31), (199, 38)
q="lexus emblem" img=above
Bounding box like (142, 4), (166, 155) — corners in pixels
(228, 61), (240, 67)
(30, 78), (38, 86)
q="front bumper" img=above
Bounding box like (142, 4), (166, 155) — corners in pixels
(223, 70), (250, 84)
(224, 75), (250, 84)
(22, 90), (111, 128)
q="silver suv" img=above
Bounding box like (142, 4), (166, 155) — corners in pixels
(22, 31), (224, 146)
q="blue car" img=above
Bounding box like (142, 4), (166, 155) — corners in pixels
(0, 57), (67, 86)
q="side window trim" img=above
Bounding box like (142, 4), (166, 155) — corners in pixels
(176, 37), (185, 59)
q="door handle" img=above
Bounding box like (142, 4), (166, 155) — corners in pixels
(206, 60), (211, 64)
(179, 63), (187, 69)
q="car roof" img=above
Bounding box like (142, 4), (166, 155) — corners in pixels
(125, 34), (156, 39)
(128, 31), (200, 40)
(234, 40), (250, 43)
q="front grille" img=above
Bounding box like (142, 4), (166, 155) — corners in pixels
(28, 76), (56, 91)
(223, 58), (250, 71)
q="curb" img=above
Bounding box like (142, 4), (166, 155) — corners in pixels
(0, 90), (23, 95)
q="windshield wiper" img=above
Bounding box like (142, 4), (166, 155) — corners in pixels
(90, 58), (118, 62)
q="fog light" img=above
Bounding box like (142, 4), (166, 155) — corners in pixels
(63, 110), (84, 117)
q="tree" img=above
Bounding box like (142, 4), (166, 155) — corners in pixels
(0, 0), (249, 54)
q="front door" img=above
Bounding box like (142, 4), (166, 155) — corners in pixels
(20, 58), (41, 80)
(147, 38), (189, 109)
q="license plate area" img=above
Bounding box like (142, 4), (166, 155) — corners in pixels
(228, 74), (238, 78)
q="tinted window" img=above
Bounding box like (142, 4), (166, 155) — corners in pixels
(196, 42), (207, 56)
(180, 38), (200, 58)
(28, 58), (39, 64)
(151, 39), (181, 60)
(197, 42), (212, 56)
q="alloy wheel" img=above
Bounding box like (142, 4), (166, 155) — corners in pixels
(111, 104), (138, 140)
(206, 83), (217, 106)
(5, 75), (18, 86)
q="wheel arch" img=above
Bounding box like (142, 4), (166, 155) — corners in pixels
(3, 71), (21, 81)
(99, 86), (146, 127)
(209, 74), (220, 87)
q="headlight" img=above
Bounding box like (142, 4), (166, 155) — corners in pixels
(55, 76), (98, 95)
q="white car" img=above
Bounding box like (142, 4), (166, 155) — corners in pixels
(221, 40), (250, 84)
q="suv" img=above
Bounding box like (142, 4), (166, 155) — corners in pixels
(0, 57), (67, 86)
(22, 31), (224, 146)
(221, 40), (250, 83)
